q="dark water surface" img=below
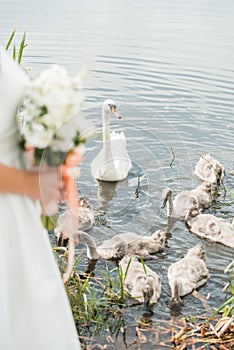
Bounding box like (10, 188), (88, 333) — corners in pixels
(1, 0), (234, 348)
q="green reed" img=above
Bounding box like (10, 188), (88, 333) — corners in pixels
(53, 247), (128, 336)
(209, 258), (234, 320)
(5, 28), (27, 64)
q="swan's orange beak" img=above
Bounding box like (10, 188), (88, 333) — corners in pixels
(111, 105), (122, 119)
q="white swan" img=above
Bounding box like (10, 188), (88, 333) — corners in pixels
(54, 197), (95, 246)
(119, 256), (161, 313)
(161, 187), (200, 219)
(91, 99), (132, 181)
(168, 244), (209, 312)
(185, 210), (234, 248)
(96, 229), (166, 260)
(56, 229), (166, 261)
(194, 153), (225, 185)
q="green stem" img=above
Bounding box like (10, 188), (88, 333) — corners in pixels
(209, 295), (234, 319)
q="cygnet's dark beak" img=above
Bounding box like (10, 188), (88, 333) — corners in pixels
(142, 300), (151, 315)
(161, 197), (168, 209)
(215, 166), (223, 186)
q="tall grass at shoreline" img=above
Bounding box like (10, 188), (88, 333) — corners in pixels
(54, 242), (233, 349)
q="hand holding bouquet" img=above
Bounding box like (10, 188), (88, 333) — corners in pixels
(18, 64), (93, 214)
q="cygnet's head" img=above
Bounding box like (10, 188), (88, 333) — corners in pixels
(161, 188), (172, 208)
(215, 165), (225, 185)
(102, 99), (122, 119)
(142, 277), (154, 304)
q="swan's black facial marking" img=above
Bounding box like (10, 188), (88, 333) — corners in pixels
(109, 104), (122, 119)
(108, 103), (116, 110)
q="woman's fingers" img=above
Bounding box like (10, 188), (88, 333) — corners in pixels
(39, 166), (64, 206)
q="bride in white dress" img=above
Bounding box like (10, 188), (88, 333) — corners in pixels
(0, 50), (81, 349)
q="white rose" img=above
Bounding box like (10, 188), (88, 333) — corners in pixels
(22, 123), (54, 149)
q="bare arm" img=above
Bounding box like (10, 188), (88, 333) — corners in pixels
(0, 163), (64, 204)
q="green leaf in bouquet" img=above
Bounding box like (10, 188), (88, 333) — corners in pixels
(34, 148), (45, 166)
(29, 147), (67, 166)
(18, 138), (26, 151)
(41, 213), (58, 231)
(43, 147), (67, 166)
(39, 105), (48, 117)
(73, 131), (82, 146)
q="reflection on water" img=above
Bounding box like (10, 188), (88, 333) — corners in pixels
(96, 180), (118, 212)
(2, 0), (234, 347)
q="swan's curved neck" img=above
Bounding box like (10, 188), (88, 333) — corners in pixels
(167, 193), (174, 216)
(102, 109), (110, 142)
(102, 108), (113, 160)
(78, 231), (99, 260)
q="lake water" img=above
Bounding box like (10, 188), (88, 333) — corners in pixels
(1, 0), (234, 348)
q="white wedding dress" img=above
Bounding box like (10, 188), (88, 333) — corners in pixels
(0, 50), (81, 350)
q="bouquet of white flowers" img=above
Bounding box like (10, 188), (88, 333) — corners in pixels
(19, 64), (94, 215)
(19, 64), (93, 165)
